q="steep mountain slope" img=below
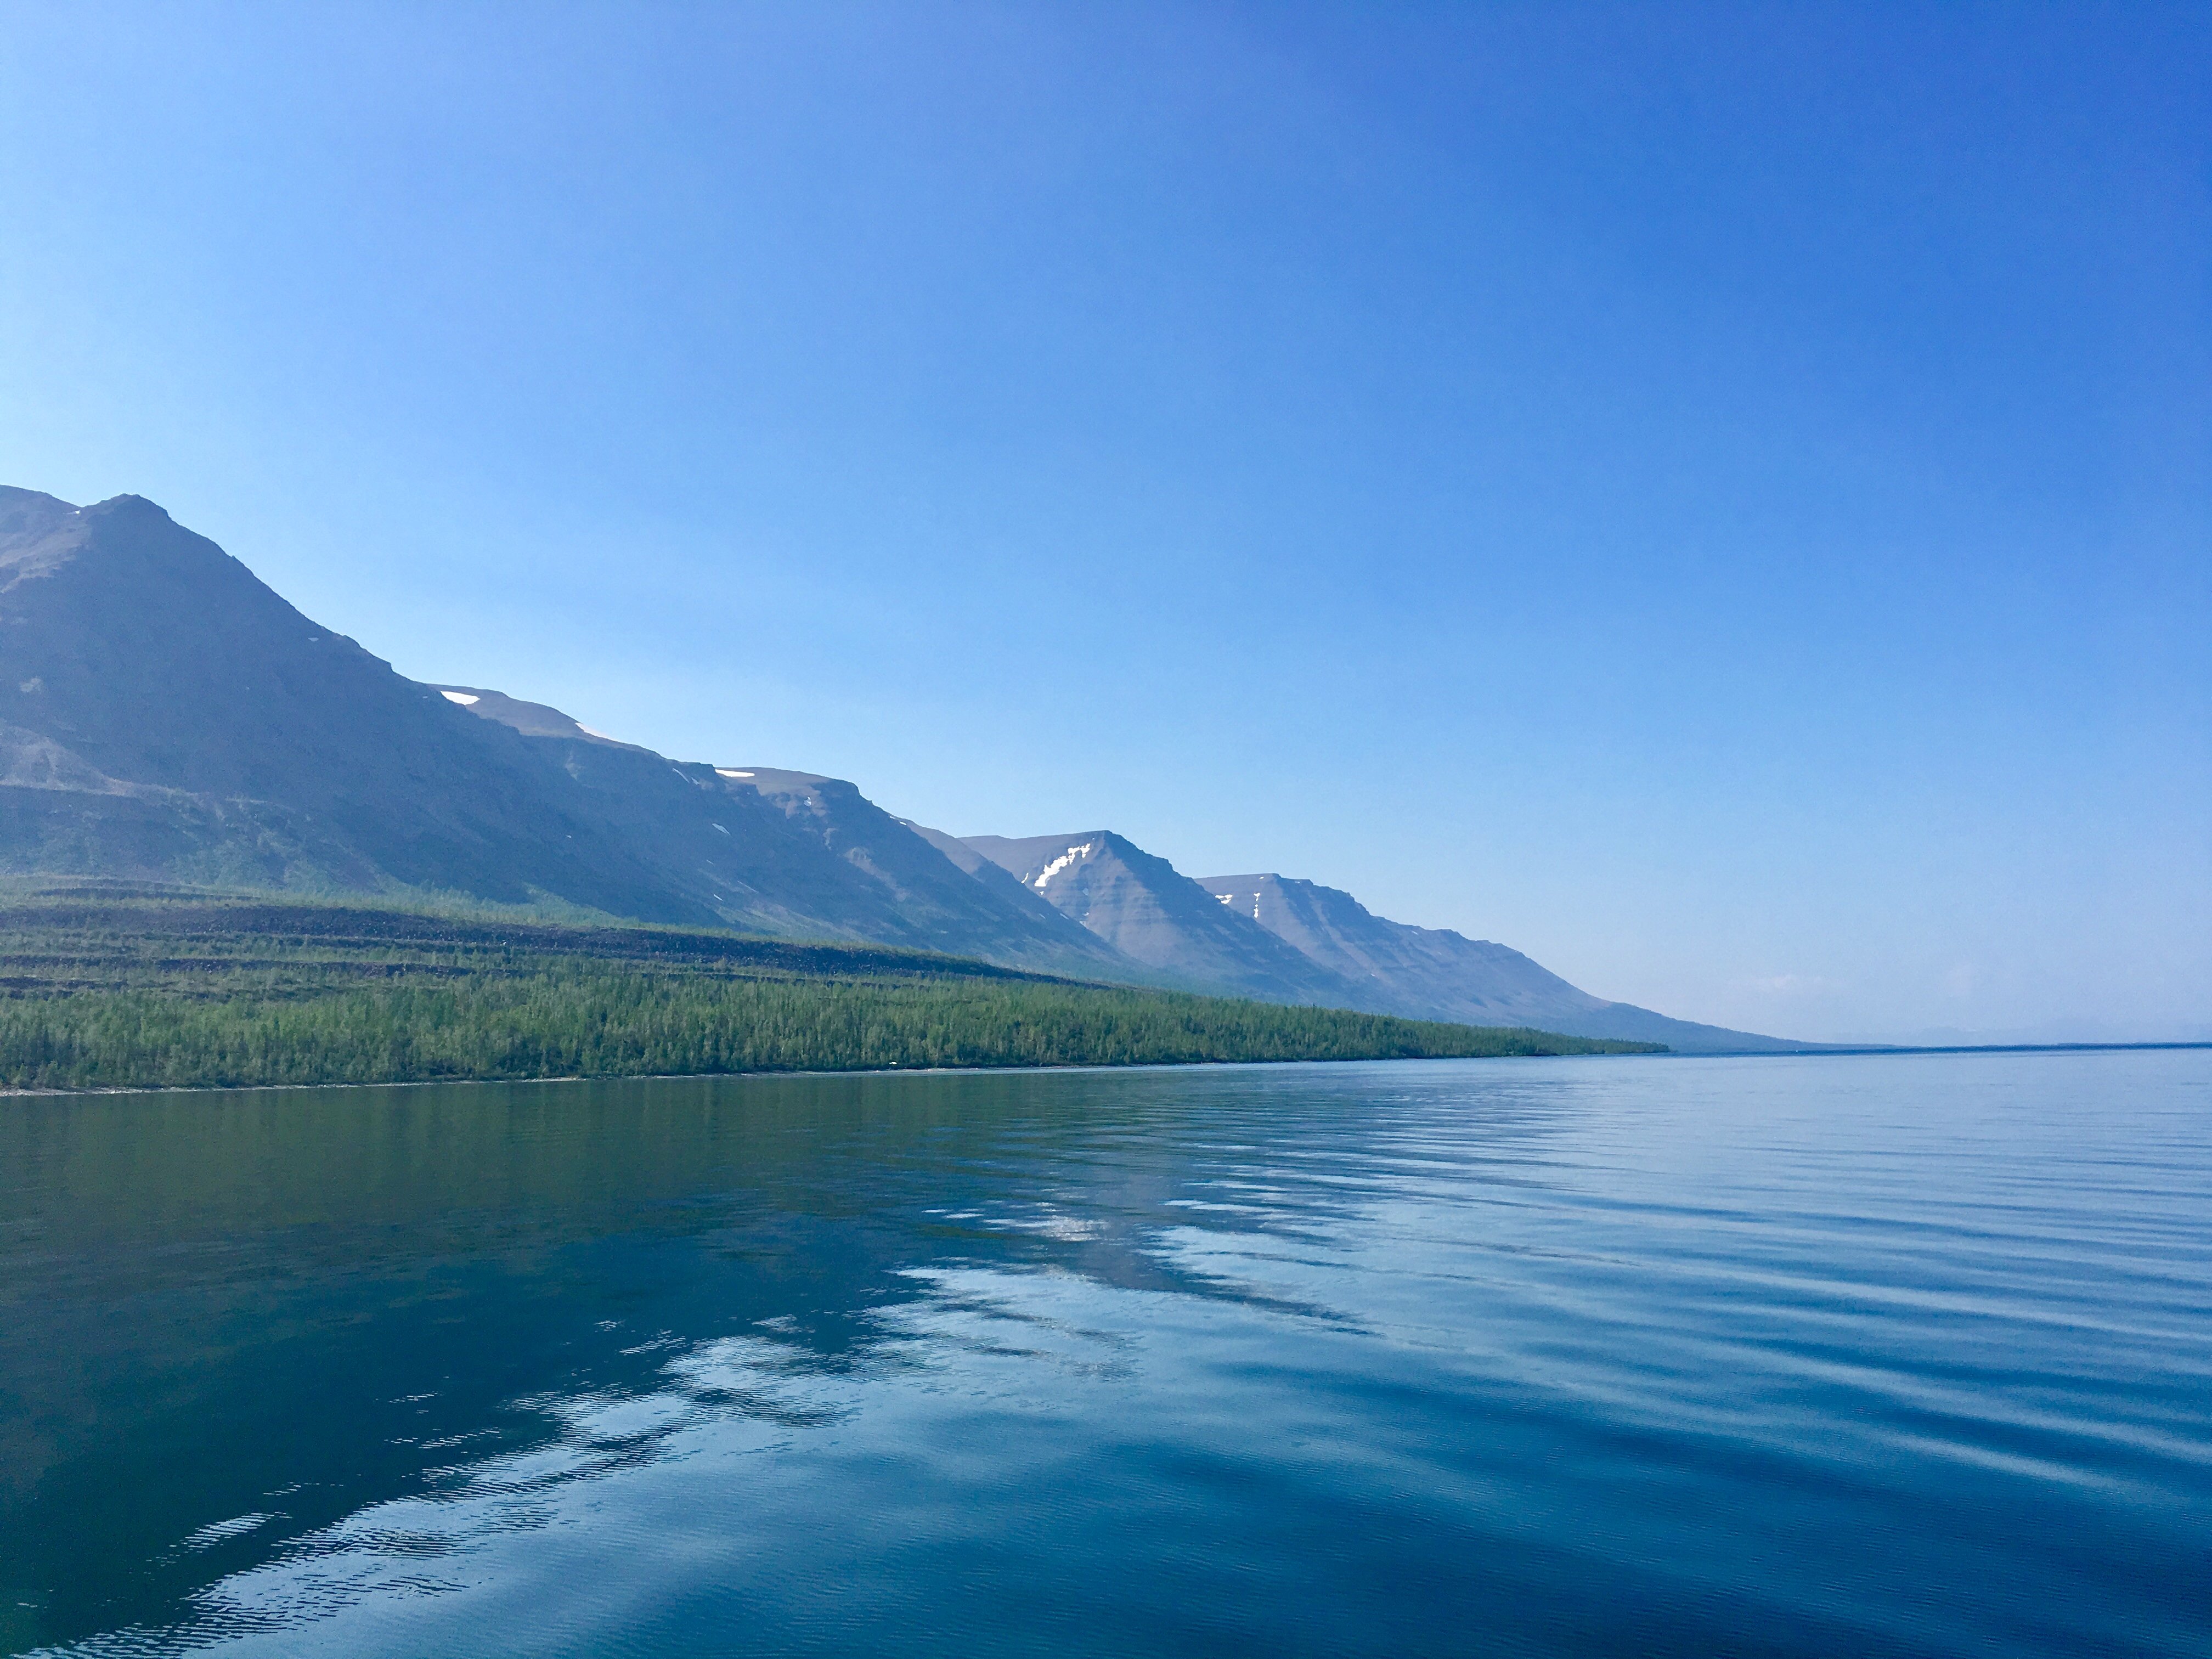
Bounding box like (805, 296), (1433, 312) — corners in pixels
(0, 487), (1140, 976)
(1195, 872), (1809, 1053)
(0, 488), (704, 919)
(433, 703), (1143, 975)
(961, 832), (1369, 1006)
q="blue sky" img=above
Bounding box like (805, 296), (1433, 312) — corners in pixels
(2, 2), (2206, 1041)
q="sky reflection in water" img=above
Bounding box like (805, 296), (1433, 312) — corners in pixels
(3, 1053), (2208, 1657)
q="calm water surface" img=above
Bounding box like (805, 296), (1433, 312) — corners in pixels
(2, 1052), (2208, 1656)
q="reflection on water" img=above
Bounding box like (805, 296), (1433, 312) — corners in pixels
(3, 1054), (2209, 1656)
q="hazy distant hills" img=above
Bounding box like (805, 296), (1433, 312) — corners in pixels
(1193, 872), (1809, 1052)
(947, 832), (1798, 1052)
(0, 486), (1804, 1051)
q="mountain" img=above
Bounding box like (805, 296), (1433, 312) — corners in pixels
(1194, 872), (1806, 1053)
(428, 701), (1142, 975)
(958, 832), (1372, 1006)
(949, 821), (1805, 1051)
(0, 488), (694, 917)
(0, 488), (1133, 977)
(0, 484), (1804, 1047)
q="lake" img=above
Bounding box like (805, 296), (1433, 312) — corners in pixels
(3, 1051), (2208, 1656)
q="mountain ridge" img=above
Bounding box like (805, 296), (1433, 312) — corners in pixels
(961, 832), (1371, 1006)
(0, 485), (1810, 1049)
(0, 487), (1136, 977)
(1193, 871), (1809, 1052)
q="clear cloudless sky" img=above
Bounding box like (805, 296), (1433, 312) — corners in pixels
(2, 2), (2207, 1042)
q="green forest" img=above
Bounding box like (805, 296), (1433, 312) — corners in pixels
(0, 889), (1660, 1090)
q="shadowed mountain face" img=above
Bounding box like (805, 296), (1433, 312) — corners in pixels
(0, 489), (1135, 978)
(959, 832), (1369, 1006)
(1192, 872), (1808, 1054)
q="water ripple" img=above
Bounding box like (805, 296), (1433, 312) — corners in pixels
(3, 1052), (2207, 1657)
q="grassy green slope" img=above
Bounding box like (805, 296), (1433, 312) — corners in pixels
(0, 889), (1662, 1090)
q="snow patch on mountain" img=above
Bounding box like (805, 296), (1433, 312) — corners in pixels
(1033, 842), (1097, 890)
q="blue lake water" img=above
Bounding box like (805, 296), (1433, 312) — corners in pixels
(3, 1051), (2208, 1656)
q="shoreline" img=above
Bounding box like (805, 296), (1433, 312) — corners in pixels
(5, 1040), (2208, 1099)
(0, 1047), (1662, 1099)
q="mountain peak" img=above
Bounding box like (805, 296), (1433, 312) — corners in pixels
(89, 493), (173, 521)
(962, 832), (1368, 1005)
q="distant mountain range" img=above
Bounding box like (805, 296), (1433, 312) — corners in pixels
(0, 487), (1807, 1052)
